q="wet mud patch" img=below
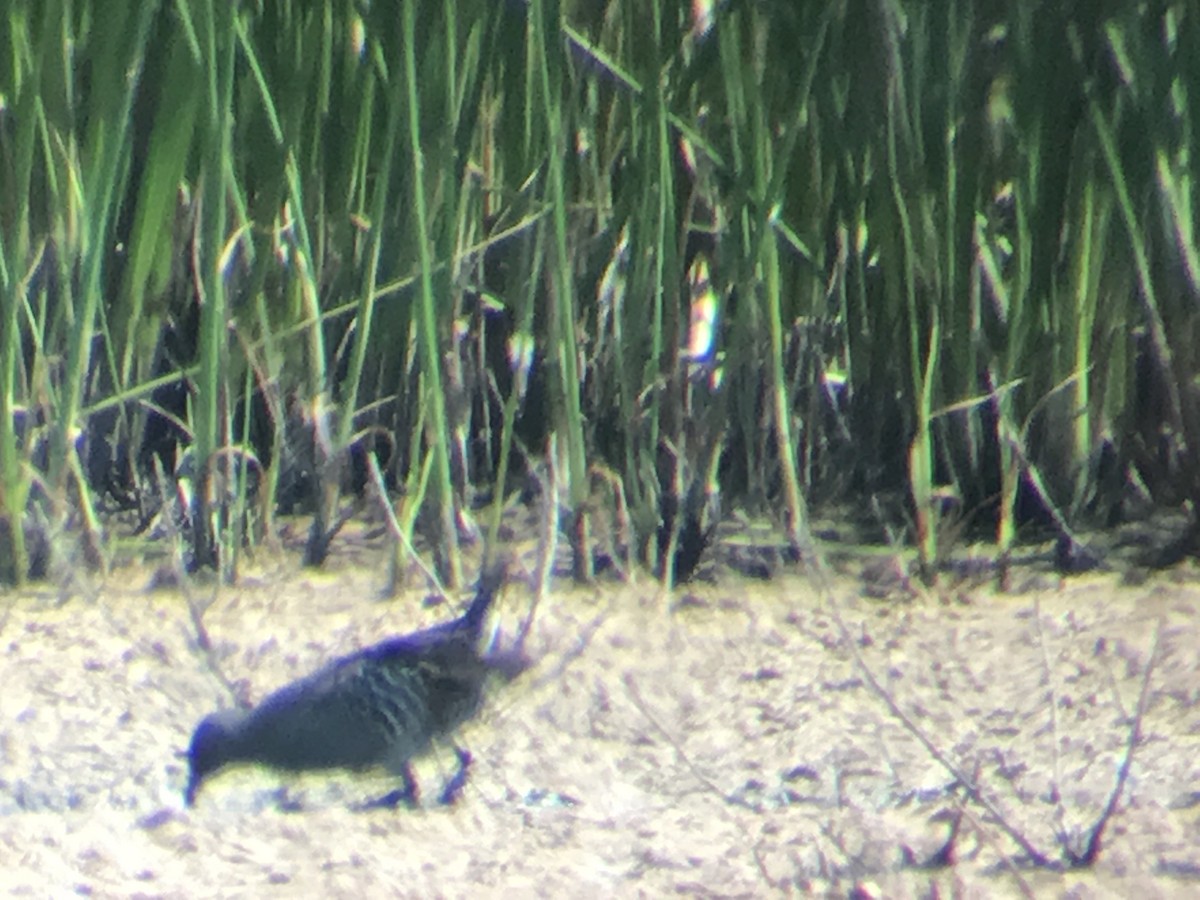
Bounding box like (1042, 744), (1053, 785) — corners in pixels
(1, 557), (1199, 896)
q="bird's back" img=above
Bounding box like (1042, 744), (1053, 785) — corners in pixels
(230, 649), (439, 772)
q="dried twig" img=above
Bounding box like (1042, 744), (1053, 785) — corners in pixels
(956, 801), (1037, 898)
(1068, 618), (1163, 867)
(527, 609), (607, 693)
(817, 569), (1052, 867)
(623, 672), (760, 811)
(1033, 599), (1070, 837)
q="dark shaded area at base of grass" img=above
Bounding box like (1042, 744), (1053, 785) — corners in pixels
(3, 1), (1199, 588)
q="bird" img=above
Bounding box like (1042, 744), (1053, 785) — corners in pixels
(184, 563), (521, 809)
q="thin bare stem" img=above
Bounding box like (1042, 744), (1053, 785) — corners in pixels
(1070, 618), (1163, 867)
(820, 577), (1051, 866)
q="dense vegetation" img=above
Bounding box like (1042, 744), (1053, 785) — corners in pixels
(1, 0), (1197, 587)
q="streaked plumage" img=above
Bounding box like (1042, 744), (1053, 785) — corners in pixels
(185, 565), (515, 808)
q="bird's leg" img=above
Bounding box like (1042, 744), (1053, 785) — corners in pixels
(357, 763), (420, 811)
(273, 786), (305, 813)
(438, 747), (473, 805)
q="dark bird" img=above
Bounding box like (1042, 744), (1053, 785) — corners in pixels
(184, 564), (520, 809)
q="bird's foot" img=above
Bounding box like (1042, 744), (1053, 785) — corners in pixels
(438, 748), (472, 805)
(358, 788), (417, 810)
(356, 764), (420, 811)
(273, 786), (306, 813)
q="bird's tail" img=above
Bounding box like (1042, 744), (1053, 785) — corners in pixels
(462, 558), (507, 638)
(465, 557), (532, 680)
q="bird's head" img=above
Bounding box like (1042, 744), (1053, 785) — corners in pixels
(184, 709), (247, 807)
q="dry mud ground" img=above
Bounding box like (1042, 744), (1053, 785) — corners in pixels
(1, 550), (1198, 898)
